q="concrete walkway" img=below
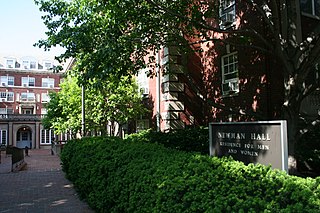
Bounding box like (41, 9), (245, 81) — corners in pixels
(0, 149), (93, 213)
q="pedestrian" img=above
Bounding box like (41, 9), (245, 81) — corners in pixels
(25, 146), (29, 157)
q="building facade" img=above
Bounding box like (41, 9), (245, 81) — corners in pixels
(0, 55), (64, 149)
(136, 0), (320, 132)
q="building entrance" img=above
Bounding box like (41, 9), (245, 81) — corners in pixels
(16, 126), (32, 148)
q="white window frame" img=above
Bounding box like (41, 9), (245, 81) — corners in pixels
(41, 108), (47, 115)
(0, 76), (14, 86)
(301, 0), (320, 17)
(0, 76), (7, 86)
(23, 60), (30, 69)
(42, 78), (55, 88)
(30, 61), (37, 69)
(0, 92), (13, 102)
(41, 129), (54, 144)
(1, 129), (7, 145)
(137, 69), (149, 98)
(219, 0), (236, 29)
(8, 76), (14, 86)
(6, 59), (14, 68)
(221, 51), (239, 96)
(20, 92), (35, 102)
(7, 92), (14, 102)
(41, 93), (50, 103)
(0, 92), (6, 101)
(45, 62), (52, 69)
(22, 77), (35, 87)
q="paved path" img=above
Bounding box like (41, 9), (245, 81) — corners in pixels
(0, 149), (93, 213)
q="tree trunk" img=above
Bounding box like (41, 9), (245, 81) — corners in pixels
(282, 87), (302, 174)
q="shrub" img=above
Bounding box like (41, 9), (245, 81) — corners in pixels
(61, 136), (320, 212)
(126, 127), (209, 154)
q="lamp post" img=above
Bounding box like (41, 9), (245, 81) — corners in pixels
(81, 84), (85, 137)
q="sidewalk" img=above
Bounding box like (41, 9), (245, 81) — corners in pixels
(0, 149), (93, 213)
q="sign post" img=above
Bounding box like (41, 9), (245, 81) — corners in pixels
(209, 120), (288, 172)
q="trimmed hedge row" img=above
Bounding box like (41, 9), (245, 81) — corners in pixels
(61, 136), (320, 212)
(126, 127), (209, 155)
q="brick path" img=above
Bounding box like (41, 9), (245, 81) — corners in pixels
(0, 149), (93, 213)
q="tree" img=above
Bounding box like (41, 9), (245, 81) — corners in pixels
(36, 0), (320, 172)
(43, 75), (82, 137)
(85, 75), (148, 136)
(43, 73), (147, 136)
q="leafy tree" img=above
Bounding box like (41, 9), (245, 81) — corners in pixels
(43, 75), (82, 137)
(35, 0), (320, 171)
(43, 73), (147, 136)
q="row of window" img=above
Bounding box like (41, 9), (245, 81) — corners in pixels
(5, 59), (53, 70)
(0, 129), (65, 145)
(219, 0), (319, 30)
(0, 107), (47, 115)
(0, 92), (50, 103)
(0, 76), (55, 88)
(138, 51), (239, 97)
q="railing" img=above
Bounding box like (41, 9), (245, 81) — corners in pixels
(0, 114), (45, 121)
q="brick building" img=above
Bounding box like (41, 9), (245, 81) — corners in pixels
(0, 55), (64, 149)
(136, 0), (320, 132)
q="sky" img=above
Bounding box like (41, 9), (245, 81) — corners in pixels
(0, 0), (64, 59)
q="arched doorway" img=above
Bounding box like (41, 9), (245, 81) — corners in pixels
(16, 126), (32, 149)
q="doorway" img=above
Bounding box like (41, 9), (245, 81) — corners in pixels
(16, 126), (32, 148)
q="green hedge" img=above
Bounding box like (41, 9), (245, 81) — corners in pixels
(61, 137), (320, 212)
(126, 127), (209, 155)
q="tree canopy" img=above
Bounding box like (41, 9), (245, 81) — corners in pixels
(43, 74), (147, 137)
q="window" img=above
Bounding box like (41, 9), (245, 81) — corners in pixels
(301, 0), (320, 17)
(219, 0), (236, 29)
(0, 108), (13, 114)
(6, 59), (14, 68)
(8, 76), (14, 86)
(30, 61), (37, 69)
(41, 108), (47, 115)
(23, 109), (33, 114)
(44, 62), (52, 69)
(0, 76), (14, 86)
(60, 133), (70, 141)
(20, 93), (27, 101)
(0, 92), (6, 99)
(0, 76), (6, 86)
(137, 69), (149, 98)
(42, 78), (55, 88)
(0, 92), (12, 102)
(221, 52), (239, 96)
(1, 130), (7, 145)
(7, 92), (14, 102)
(22, 77), (35, 87)
(21, 132), (28, 141)
(41, 93), (50, 102)
(23, 60), (29, 69)
(21, 92), (35, 102)
(41, 129), (54, 144)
